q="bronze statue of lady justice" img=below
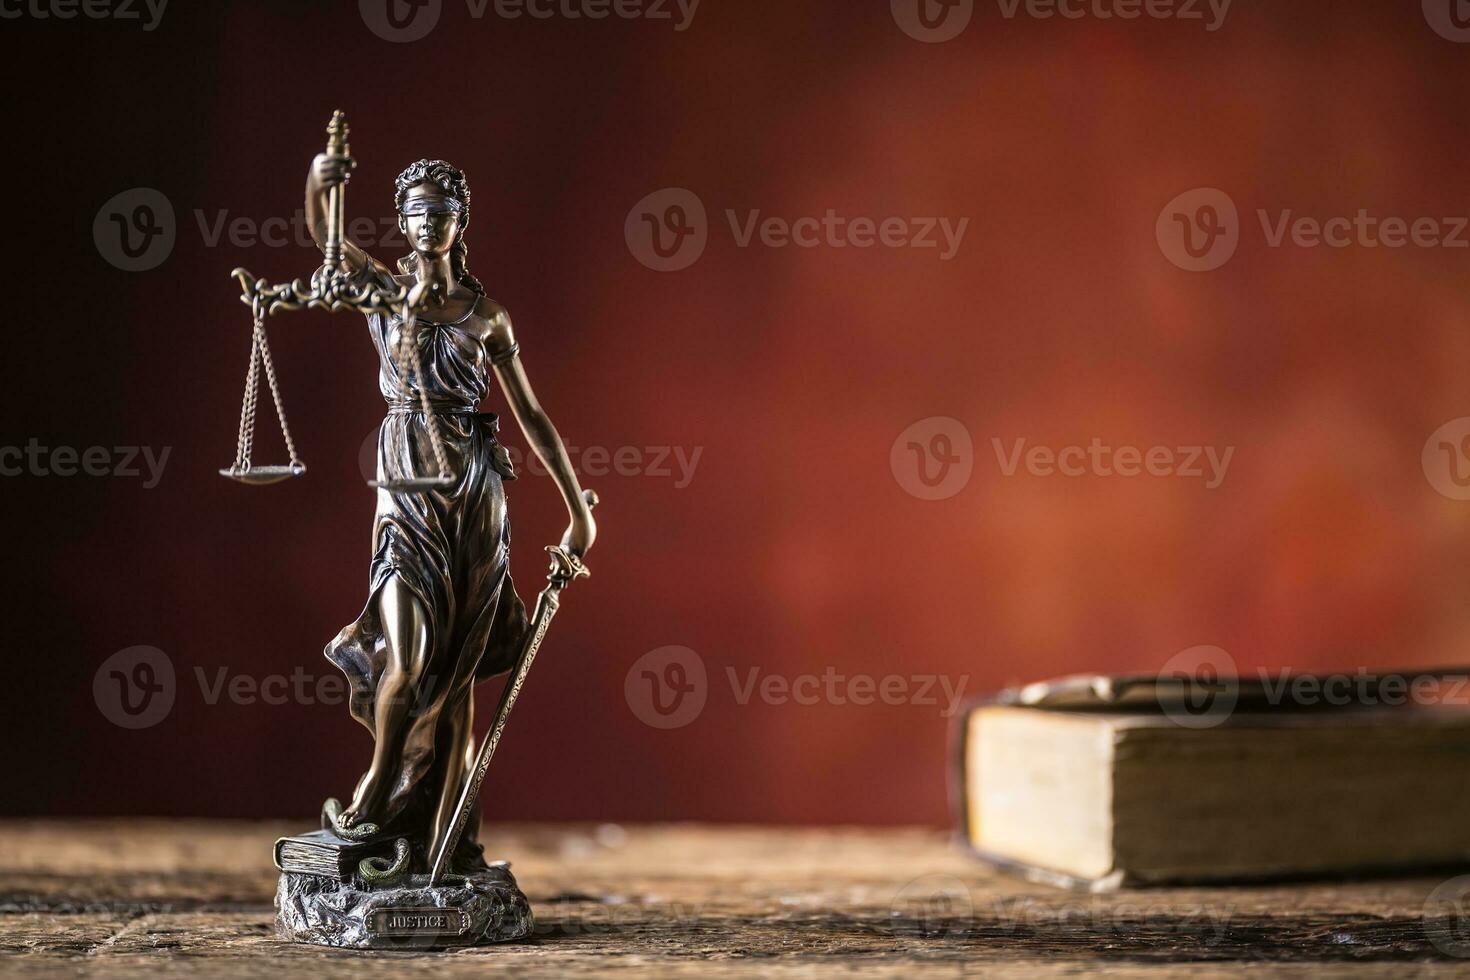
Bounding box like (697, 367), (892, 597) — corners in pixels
(224, 112), (597, 948)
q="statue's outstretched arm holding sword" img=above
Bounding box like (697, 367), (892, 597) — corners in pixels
(427, 320), (599, 884)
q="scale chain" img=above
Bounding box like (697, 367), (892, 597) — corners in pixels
(256, 311), (303, 468)
(231, 312), (262, 473)
(390, 305), (453, 482)
(229, 304), (302, 475)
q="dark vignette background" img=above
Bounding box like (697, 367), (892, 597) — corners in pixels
(5, 0), (1470, 824)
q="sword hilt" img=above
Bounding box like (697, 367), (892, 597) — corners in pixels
(546, 545), (590, 588)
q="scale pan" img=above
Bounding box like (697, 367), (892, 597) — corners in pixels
(220, 464), (306, 485)
(368, 475), (457, 492)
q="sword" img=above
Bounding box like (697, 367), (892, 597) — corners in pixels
(428, 489), (596, 885)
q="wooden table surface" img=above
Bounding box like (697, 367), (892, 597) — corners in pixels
(1, 820), (1468, 977)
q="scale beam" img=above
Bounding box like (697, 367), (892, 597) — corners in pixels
(230, 266), (418, 320)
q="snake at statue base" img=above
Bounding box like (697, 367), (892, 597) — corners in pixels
(357, 837), (412, 887)
(320, 798), (411, 887)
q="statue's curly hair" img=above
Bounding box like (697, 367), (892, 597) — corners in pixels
(393, 159), (484, 295)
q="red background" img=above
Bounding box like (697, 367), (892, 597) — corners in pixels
(8, 0), (1470, 825)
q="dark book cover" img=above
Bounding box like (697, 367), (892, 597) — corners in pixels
(273, 829), (379, 882)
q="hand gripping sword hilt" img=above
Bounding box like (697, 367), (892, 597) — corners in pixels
(546, 489), (597, 587)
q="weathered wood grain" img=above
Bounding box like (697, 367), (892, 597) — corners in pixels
(0, 821), (1467, 977)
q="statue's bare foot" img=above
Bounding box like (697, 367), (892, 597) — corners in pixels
(341, 771), (387, 828)
(322, 795), (381, 841)
(338, 805), (369, 829)
(339, 794), (380, 832)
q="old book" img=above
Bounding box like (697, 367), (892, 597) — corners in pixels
(274, 829), (377, 881)
(955, 670), (1470, 889)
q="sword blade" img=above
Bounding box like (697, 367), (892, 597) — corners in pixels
(427, 582), (564, 884)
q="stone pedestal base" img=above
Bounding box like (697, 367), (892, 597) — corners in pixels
(275, 864), (533, 949)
